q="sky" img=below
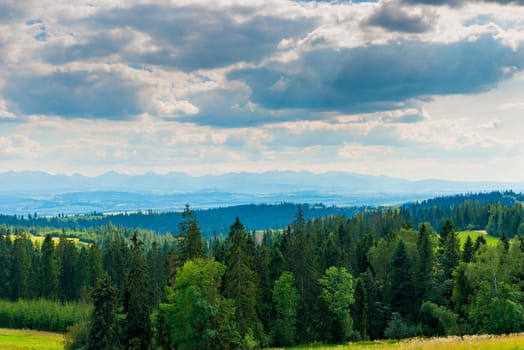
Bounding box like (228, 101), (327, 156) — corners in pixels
(1, 0), (524, 181)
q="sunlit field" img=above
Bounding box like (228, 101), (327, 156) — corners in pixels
(456, 231), (499, 246)
(280, 333), (524, 350)
(0, 328), (64, 350)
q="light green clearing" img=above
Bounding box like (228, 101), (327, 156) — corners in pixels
(457, 231), (499, 247)
(0, 328), (64, 350)
(278, 333), (524, 350)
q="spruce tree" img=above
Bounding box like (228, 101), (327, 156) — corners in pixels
(88, 273), (118, 350)
(40, 234), (58, 299)
(352, 276), (368, 339)
(224, 218), (259, 339)
(388, 240), (415, 320)
(415, 223), (433, 308)
(462, 235), (474, 263)
(180, 204), (204, 262)
(124, 234), (152, 349)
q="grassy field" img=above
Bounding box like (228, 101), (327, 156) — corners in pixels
(281, 333), (524, 349)
(0, 328), (64, 350)
(8, 234), (84, 246)
(456, 231), (499, 246)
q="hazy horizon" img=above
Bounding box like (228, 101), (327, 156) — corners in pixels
(2, 1), (524, 182)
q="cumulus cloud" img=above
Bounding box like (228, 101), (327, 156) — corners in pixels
(48, 4), (316, 71)
(3, 70), (144, 119)
(365, 1), (438, 33)
(228, 35), (522, 117)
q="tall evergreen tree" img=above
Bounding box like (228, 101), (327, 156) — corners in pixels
(88, 273), (119, 350)
(40, 234), (58, 299)
(388, 240), (415, 320)
(0, 233), (11, 298)
(224, 218), (259, 340)
(11, 235), (32, 300)
(289, 209), (320, 341)
(179, 204), (204, 262)
(352, 276), (368, 339)
(124, 234), (152, 350)
(462, 235), (474, 263)
(415, 223), (433, 309)
(57, 235), (77, 301)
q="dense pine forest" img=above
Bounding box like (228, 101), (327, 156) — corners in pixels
(1, 191), (524, 348)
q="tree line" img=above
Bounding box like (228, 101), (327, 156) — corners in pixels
(2, 195), (524, 348)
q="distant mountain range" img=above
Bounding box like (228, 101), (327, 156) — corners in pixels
(0, 170), (522, 215)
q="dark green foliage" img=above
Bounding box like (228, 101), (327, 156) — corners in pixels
(0, 233), (11, 298)
(473, 235), (487, 252)
(0, 298), (90, 333)
(88, 273), (119, 350)
(419, 302), (459, 336)
(10, 235), (32, 300)
(415, 223), (433, 308)
(388, 240), (415, 320)
(383, 313), (417, 340)
(40, 234), (58, 299)
(57, 235), (78, 301)
(180, 204), (204, 262)
(147, 241), (169, 308)
(224, 218), (259, 341)
(500, 232), (510, 253)
(123, 234), (152, 349)
(352, 277), (368, 339)
(462, 235), (474, 263)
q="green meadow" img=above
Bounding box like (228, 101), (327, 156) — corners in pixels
(281, 334), (524, 350)
(456, 231), (499, 246)
(0, 328), (64, 350)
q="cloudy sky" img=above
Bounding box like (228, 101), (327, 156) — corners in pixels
(1, 0), (524, 181)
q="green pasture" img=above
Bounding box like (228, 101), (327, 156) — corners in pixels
(0, 328), (64, 350)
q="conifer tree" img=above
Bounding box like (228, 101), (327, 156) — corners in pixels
(415, 223), (433, 308)
(57, 235), (77, 301)
(462, 235), (474, 263)
(388, 240), (415, 320)
(40, 234), (58, 299)
(180, 204), (204, 262)
(224, 218), (259, 340)
(352, 276), (368, 339)
(88, 273), (118, 350)
(124, 233), (152, 349)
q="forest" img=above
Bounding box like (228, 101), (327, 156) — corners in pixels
(1, 191), (524, 349)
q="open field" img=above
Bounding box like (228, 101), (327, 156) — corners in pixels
(457, 231), (499, 246)
(8, 234), (84, 246)
(0, 328), (63, 350)
(280, 333), (524, 349)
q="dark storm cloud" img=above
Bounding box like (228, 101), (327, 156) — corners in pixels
(365, 2), (437, 33)
(3, 71), (143, 119)
(228, 35), (522, 115)
(45, 5), (315, 71)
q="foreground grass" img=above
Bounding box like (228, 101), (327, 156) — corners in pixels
(0, 328), (64, 350)
(280, 333), (524, 349)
